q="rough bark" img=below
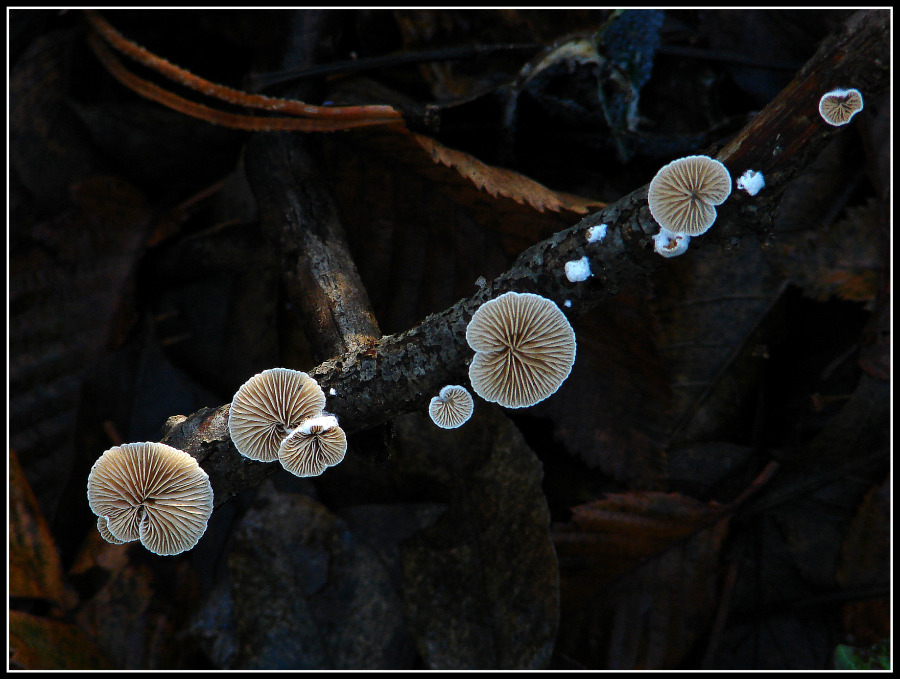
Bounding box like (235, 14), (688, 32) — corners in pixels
(245, 136), (381, 362)
(159, 9), (889, 509)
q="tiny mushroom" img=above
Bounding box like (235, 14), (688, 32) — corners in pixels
(648, 155), (732, 236)
(278, 414), (347, 477)
(818, 88), (864, 126)
(736, 169), (765, 196)
(653, 228), (691, 258)
(428, 385), (475, 429)
(229, 368), (326, 462)
(586, 224), (608, 243)
(466, 291), (576, 409)
(87, 442), (213, 556)
(564, 256), (592, 283)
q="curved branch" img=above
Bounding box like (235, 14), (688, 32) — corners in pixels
(159, 9), (889, 509)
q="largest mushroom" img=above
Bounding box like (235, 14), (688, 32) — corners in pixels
(466, 291), (576, 409)
(87, 442), (213, 556)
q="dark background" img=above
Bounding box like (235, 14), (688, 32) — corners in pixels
(9, 9), (890, 670)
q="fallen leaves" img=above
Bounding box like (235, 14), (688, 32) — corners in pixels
(9, 449), (76, 610)
(553, 491), (730, 669)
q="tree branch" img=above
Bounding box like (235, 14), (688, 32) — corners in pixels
(158, 9), (889, 509)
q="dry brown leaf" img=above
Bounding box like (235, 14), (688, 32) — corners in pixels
(553, 491), (730, 669)
(554, 491), (724, 585)
(413, 132), (604, 214)
(835, 477), (889, 645)
(9, 449), (77, 610)
(69, 530), (198, 669)
(767, 198), (885, 304)
(9, 609), (113, 670)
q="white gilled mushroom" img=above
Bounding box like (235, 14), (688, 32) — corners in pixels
(278, 415), (347, 477)
(648, 155), (732, 236)
(466, 291), (576, 408)
(229, 368), (326, 462)
(87, 442), (213, 556)
(96, 516), (131, 545)
(429, 385), (475, 429)
(818, 88), (864, 126)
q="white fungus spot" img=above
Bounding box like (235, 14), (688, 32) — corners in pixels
(329, 388), (337, 396)
(586, 224), (608, 243)
(654, 228), (691, 258)
(564, 256), (592, 282)
(299, 414), (339, 435)
(563, 300), (572, 308)
(736, 169), (765, 196)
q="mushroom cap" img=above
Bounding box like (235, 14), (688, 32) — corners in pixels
(818, 88), (864, 126)
(428, 385), (475, 429)
(466, 291), (576, 408)
(96, 516), (133, 545)
(87, 442), (213, 556)
(648, 155), (732, 235)
(278, 416), (348, 477)
(229, 368), (326, 462)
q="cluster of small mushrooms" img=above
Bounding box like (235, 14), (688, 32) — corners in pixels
(228, 367), (347, 477)
(643, 86), (863, 257)
(87, 86), (865, 555)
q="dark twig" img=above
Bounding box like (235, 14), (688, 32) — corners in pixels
(247, 43), (543, 92)
(157, 10), (888, 510)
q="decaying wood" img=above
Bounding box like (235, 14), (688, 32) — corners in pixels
(244, 134), (382, 362)
(159, 9), (889, 509)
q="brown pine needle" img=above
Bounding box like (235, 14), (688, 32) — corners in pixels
(83, 9), (404, 125)
(86, 32), (404, 132)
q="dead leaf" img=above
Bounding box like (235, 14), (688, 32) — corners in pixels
(553, 491), (729, 668)
(221, 479), (416, 669)
(766, 198), (885, 303)
(9, 449), (77, 610)
(393, 408), (559, 669)
(650, 239), (786, 444)
(68, 529), (199, 669)
(835, 477), (889, 645)
(322, 126), (586, 333)
(9, 609), (113, 670)
(412, 131), (603, 214)
(10, 174), (150, 524)
(528, 286), (671, 488)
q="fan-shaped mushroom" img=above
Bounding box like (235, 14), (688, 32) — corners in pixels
(278, 415), (348, 477)
(818, 88), (864, 126)
(429, 385), (475, 429)
(96, 516), (131, 545)
(87, 442), (213, 556)
(229, 368), (326, 462)
(648, 155), (732, 236)
(466, 291), (576, 408)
